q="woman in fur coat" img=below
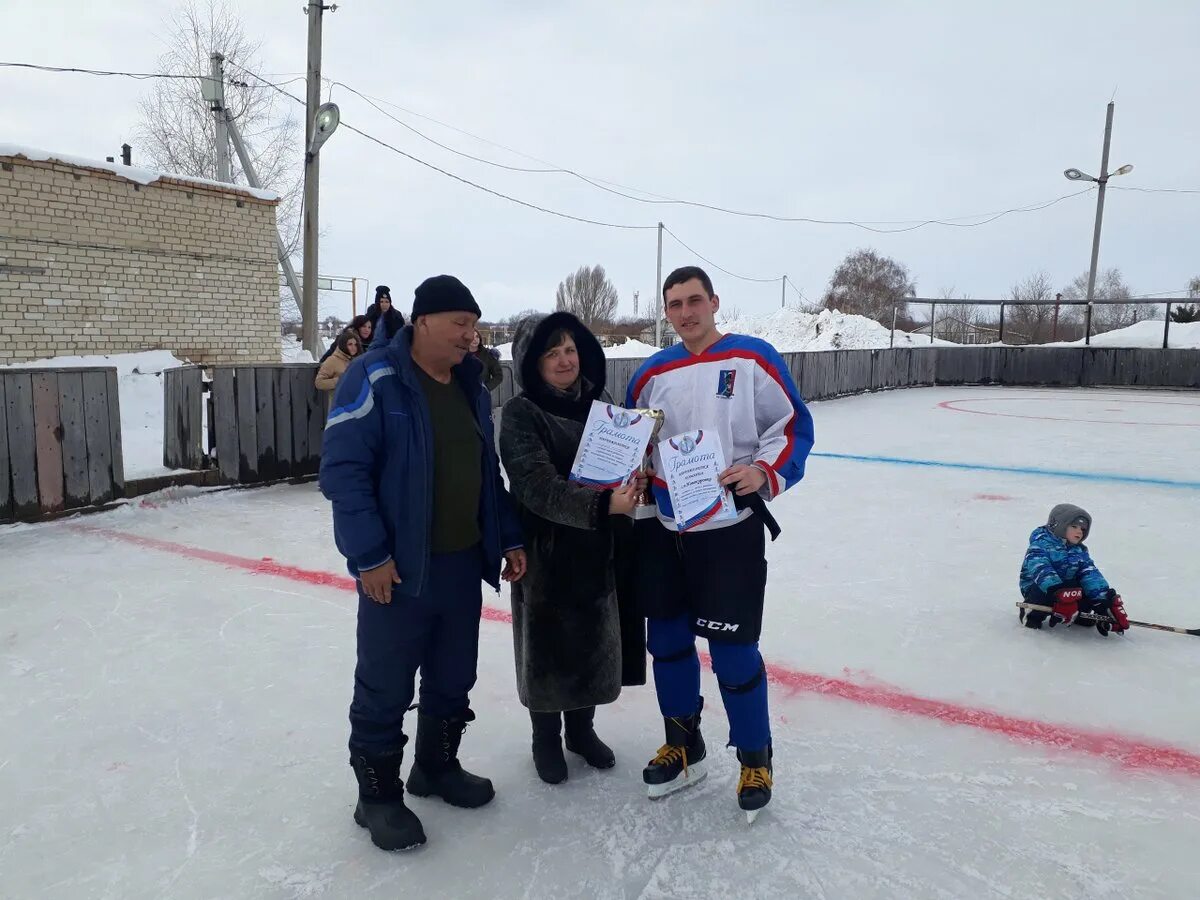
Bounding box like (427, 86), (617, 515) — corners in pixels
(499, 312), (642, 784)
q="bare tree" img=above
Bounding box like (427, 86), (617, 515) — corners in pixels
(555, 265), (619, 328)
(135, 1), (303, 315)
(932, 288), (987, 344)
(1005, 271), (1057, 344)
(504, 307), (545, 325)
(822, 249), (916, 324)
(1060, 268), (1139, 333)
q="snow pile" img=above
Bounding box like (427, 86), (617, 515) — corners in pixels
(605, 337), (661, 358)
(3, 350), (187, 480)
(0, 144), (280, 202)
(1055, 319), (1200, 349)
(281, 335), (315, 363)
(718, 307), (949, 351)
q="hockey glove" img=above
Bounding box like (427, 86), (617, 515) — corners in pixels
(1106, 589), (1129, 634)
(1048, 586), (1083, 627)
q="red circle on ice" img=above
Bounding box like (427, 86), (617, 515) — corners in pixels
(938, 395), (1200, 427)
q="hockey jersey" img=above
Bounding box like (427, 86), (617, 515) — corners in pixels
(625, 333), (814, 530)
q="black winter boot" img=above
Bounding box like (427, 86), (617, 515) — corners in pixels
(736, 745), (773, 823)
(643, 697), (708, 799)
(530, 711), (568, 784)
(406, 710), (495, 808)
(350, 743), (427, 851)
(564, 706), (615, 770)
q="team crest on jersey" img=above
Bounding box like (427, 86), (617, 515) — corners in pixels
(716, 369), (737, 399)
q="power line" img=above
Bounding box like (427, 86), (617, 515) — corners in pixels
(11, 58), (1104, 234)
(230, 64), (657, 231)
(1111, 186), (1200, 195)
(0, 61), (199, 80)
(660, 225), (781, 284)
(323, 75), (1099, 233)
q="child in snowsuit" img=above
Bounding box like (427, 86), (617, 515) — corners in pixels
(1019, 503), (1129, 635)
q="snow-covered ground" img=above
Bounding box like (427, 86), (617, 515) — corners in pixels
(282, 335), (317, 363)
(3, 386), (1199, 898)
(1055, 319), (1200, 350)
(494, 309), (942, 361)
(2, 350), (188, 481)
(493, 336), (662, 361)
(718, 306), (951, 351)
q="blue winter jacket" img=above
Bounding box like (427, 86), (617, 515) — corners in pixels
(1019, 526), (1110, 601)
(319, 326), (523, 596)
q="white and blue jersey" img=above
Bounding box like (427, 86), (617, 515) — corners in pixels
(625, 333), (814, 530)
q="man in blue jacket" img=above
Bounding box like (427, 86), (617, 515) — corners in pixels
(320, 274), (526, 852)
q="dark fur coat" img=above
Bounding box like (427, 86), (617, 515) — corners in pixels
(499, 312), (642, 712)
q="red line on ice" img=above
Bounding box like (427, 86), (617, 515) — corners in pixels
(73, 523), (1200, 780)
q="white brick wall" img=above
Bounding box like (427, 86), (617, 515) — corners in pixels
(0, 155), (279, 364)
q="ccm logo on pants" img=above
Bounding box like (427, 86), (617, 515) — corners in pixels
(696, 618), (739, 633)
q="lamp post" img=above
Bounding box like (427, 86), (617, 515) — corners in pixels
(301, 99), (340, 358)
(1063, 101), (1133, 344)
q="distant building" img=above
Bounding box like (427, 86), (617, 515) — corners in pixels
(0, 145), (280, 364)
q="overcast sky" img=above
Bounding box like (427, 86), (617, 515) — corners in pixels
(6, 1), (1199, 323)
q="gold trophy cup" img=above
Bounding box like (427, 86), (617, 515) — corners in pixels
(628, 408), (665, 511)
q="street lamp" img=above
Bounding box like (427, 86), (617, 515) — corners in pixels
(1063, 101), (1134, 343)
(301, 99), (340, 357)
(307, 102), (340, 156)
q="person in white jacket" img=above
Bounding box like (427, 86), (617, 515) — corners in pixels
(625, 265), (814, 821)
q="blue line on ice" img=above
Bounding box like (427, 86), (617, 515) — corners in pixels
(811, 452), (1200, 490)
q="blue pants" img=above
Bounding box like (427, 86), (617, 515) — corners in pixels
(349, 545), (484, 754)
(647, 613), (770, 752)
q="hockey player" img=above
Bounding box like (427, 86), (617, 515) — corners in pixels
(625, 266), (814, 821)
(1019, 503), (1129, 635)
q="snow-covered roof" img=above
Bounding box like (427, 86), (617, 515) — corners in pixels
(0, 143), (280, 203)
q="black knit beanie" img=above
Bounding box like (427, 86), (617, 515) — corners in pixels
(375, 285), (391, 301)
(411, 275), (482, 320)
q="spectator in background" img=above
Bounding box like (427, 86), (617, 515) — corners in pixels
(318, 316), (372, 365)
(367, 285), (405, 348)
(470, 329), (504, 393)
(351, 314), (373, 345)
(315, 330), (362, 392)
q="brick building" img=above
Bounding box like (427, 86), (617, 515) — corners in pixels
(0, 145), (280, 364)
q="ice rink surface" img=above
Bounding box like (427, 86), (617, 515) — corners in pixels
(2, 386), (1199, 899)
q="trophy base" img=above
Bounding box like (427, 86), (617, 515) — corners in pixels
(631, 504), (659, 520)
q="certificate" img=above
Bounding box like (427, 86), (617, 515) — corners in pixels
(658, 428), (737, 531)
(568, 401), (658, 490)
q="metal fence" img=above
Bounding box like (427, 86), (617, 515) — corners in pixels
(893, 297), (1187, 348)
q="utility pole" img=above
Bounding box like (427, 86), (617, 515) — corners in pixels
(654, 222), (663, 347)
(301, 2), (328, 358)
(781, 275), (787, 309)
(1052, 292), (1062, 341)
(1085, 102), (1115, 307)
(209, 53), (231, 182)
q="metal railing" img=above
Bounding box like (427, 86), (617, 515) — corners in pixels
(891, 297), (1187, 348)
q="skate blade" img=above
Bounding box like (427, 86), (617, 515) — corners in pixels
(646, 760), (708, 799)
(745, 808), (761, 825)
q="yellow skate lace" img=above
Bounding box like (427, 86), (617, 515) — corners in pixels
(649, 743), (689, 775)
(738, 765), (773, 793)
